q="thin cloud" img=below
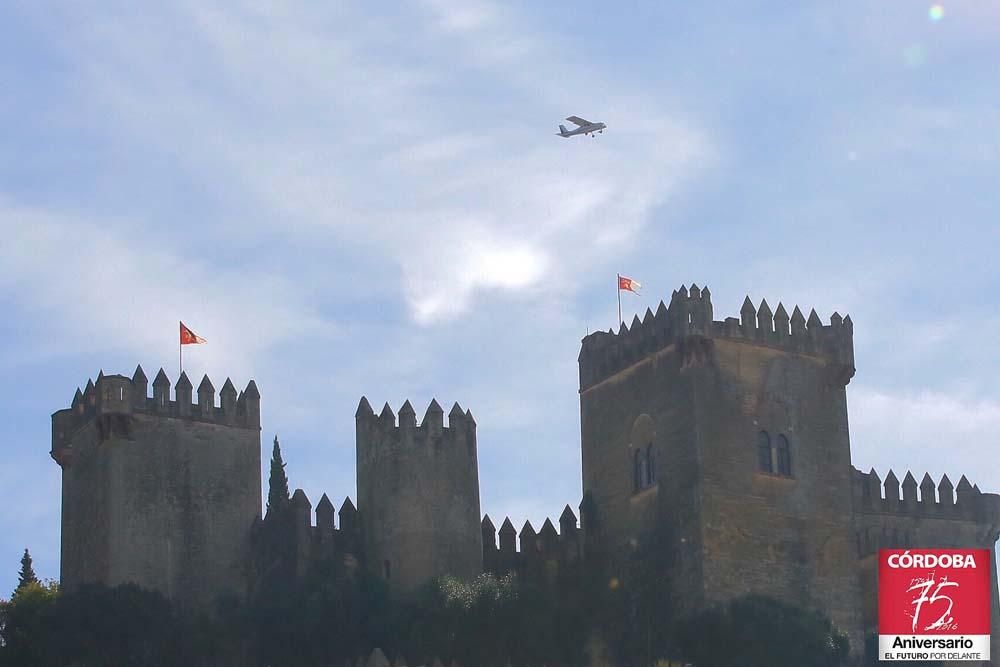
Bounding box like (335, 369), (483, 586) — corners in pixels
(26, 0), (709, 327)
(851, 385), (1000, 486)
(0, 199), (328, 369)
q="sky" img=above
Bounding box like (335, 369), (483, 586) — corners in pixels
(1, 1), (998, 596)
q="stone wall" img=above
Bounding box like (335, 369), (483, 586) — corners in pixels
(579, 338), (707, 619)
(694, 336), (862, 650)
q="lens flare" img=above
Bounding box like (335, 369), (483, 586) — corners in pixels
(929, 5), (944, 21)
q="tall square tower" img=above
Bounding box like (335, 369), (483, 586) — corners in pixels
(50, 366), (261, 610)
(578, 285), (861, 645)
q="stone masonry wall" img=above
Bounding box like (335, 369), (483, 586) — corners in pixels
(52, 368), (261, 611)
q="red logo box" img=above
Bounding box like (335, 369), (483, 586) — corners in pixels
(878, 549), (991, 661)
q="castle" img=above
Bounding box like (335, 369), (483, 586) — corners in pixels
(50, 284), (1000, 656)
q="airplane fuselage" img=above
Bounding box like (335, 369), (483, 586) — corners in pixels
(558, 122), (607, 138)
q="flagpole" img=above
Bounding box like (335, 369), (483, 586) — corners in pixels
(617, 274), (622, 327)
(179, 321), (182, 376)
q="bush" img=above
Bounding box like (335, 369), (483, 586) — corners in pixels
(674, 594), (851, 667)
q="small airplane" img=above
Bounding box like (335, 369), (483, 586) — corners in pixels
(556, 116), (607, 138)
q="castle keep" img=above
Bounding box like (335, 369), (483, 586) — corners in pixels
(50, 368), (261, 611)
(51, 283), (1000, 654)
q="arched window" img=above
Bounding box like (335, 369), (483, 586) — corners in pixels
(630, 414), (656, 493)
(633, 445), (656, 492)
(646, 444), (656, 485)
(776, 434), (791, 476)
(634, 449), (642, 491)
(757, 431), (773, 473)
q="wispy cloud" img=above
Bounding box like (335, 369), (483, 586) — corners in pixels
(19, 0), (709, 329)
(0, 198), (328, 371)
(851, 385), (1000, 486)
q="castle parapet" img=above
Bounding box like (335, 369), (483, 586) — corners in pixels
(51, 365), (261, 466)
(355, 398), (477, 460)
(483, 505), (582, 580)
(579, 284), (855, 390)
(852, 467), (1000, 529)
(255, 489), (363, 579)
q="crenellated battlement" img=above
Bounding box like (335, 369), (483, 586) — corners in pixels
(852, 467), (1000, 527)
(259, 488), (362, 569)
(355, 397), (477, 460)
(51, 365), (260, 467)
(482, 505), (582, 580)
(578, 284), (855, 390)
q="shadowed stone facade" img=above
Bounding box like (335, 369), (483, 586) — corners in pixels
(575, 284), (1000, 659)
(50, 283), (1000, 662)
(355, 397), (483, 591)
(51, 368), (262, 611)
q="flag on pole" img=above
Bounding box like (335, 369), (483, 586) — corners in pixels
(616, 274), (642, 326)
(618, 275), (641, 294)
(180, 322), (207, 345)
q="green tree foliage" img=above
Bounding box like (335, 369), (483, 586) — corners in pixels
(0, 582), (198, 667)
(267, 435), (291, 513)
(402, 573), (521, 666)
(247, 554), (399, 666)
(15, 549), (37, 593)
(581, 524), (678, 666)
(47, 584), (193, 666)
(0, 544), (869, 667)
(0, 579), (59, 666)
(674, 594), (851, 667)
(397, 569), (598, 667)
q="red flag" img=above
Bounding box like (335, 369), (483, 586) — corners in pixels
(618, 275), (642, 294)
(180, 321), (207, 345)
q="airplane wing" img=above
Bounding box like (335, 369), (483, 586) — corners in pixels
(566, 116), (591, 127)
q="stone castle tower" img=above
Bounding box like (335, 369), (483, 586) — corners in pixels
(50, 366), (261, 610)
(576, 284), (1000, 653)
(355, 397), (482, 591)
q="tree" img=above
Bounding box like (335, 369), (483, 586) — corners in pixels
(46, 583), (192, 666)
(401, 573), (522, 667)
(675, 594), (851, 667)
(0, 579), (59, 666)
(16, 549), (37, 593)
(267, 435), (290, 513)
